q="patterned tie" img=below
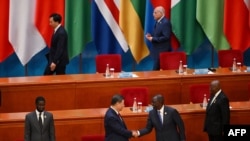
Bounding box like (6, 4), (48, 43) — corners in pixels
(118, 113), (122, 121)
(158, 111), (163, 124)
(39, 112), (43, 129)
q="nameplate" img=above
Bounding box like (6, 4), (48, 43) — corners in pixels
(194, 69), (208, 74)
(118, 72), (133, 78)
(246, 67), (250, 72)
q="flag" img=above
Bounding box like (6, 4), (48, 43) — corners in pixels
(0, 0), (13, 62)
(244, 0), (250, 28)
(224, 0), (250, 51)
(9, 0), (46, 65)
(92, 0), (128, 54)
(171, 0), (206, 54)
(35, 0), (65, 47)
(119, 0), (149, 63)
(196, 0), (230, 50)
(65, 0), (92, 59)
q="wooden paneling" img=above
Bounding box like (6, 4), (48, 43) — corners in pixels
(0, 102), (250, 141)
(0, 69), (250, 112)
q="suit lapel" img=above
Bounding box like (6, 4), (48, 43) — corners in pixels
(162, 107), (168, 126)
(31, 112), (41, 131)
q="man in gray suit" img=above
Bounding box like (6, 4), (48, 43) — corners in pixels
(136, 94), (186, 141)
(24, 96), (55, 141)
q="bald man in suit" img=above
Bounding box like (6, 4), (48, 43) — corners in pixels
(24, 96), (55, 141)
(204, 80), (230, 141)
(145, 6), (172, 70)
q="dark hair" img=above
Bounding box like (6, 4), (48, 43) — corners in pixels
(111, 94), (124, 105)
(50, 13), (62, 23)
(35, 96), (45, 104)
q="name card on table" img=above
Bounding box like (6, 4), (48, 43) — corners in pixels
(118, 72), (138, 78)
(246, 67), (250, 72)
(194, 69), (209, 75)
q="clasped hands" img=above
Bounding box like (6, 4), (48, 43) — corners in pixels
(131, 130), (139, 138)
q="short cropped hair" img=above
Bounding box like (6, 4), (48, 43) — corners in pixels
(50, 13), (62, 23)
(35, 96), (46, 104)
(111, 94), (124, 105)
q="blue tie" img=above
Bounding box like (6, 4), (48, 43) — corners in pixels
(158, 111), (163, 124)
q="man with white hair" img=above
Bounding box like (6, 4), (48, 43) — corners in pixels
(145, 6), (172, 70)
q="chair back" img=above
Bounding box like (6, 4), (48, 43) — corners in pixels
(160, 52), (187, 70)
(95, 54), (121, 73)
(189, 84), (210, 103)
(120, 87), (149, 107)
(218, 49), (243, 67)
(81, 135), (105, 141)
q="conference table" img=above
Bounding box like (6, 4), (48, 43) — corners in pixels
(0, 101), (249, 141)
(0, 68), (249, 113)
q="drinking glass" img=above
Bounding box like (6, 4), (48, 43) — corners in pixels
(137, 102), (142, 112)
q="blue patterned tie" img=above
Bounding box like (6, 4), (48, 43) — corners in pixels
(158, 111), (163, 124)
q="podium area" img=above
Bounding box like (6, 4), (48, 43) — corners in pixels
(0, 102), (250, 141)
(0, 68), (250, 113)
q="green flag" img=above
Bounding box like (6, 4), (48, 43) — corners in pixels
(196, 0), (230, 50)
(171, 0), (206, 54)
(65, 0), (92, 59)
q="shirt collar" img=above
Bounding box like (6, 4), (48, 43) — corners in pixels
(36, 110), (43, 115)
(157, 15), (164, 23)
(54, 24), (61, 33)
(213, 89), (222, 99)
(110, 106), (119, 115)
(158, 105), (164, 113)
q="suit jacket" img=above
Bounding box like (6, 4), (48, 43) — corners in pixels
(48, 26), (69, 66)
(151, 17), (172, 70)
(204, 91), (230, 136)
(104, 108), (132, 141)
(24, 111), (55, 141)
(139, 106), (186, 141)
(152, 17), (172, 51)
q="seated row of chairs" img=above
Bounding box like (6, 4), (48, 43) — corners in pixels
(95, 49), (244, 72)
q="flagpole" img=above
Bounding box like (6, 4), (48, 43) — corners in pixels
(25, 64), (28, 76)
(79, 53), (82, 73)
(208, 45), (216, 72)
(132, 60), (136, 72)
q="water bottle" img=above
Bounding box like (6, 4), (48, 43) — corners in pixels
(232, 58), (236, 72)
(202, 94), (208, 109)
(132, 97), (138, 113)
(105, 64), (110, 77)
(178, 60), (183, 75)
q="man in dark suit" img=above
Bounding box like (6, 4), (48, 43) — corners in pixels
(104, 94), (137, 141)
(44, 13), (69, 75)
(137, 94), (186, 141)
(145, 6), (172, 70)
(24, 96), (55, 141)
(204, 80), (230, 141)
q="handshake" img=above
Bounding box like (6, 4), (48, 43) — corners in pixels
(131, 130), (139, 137)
